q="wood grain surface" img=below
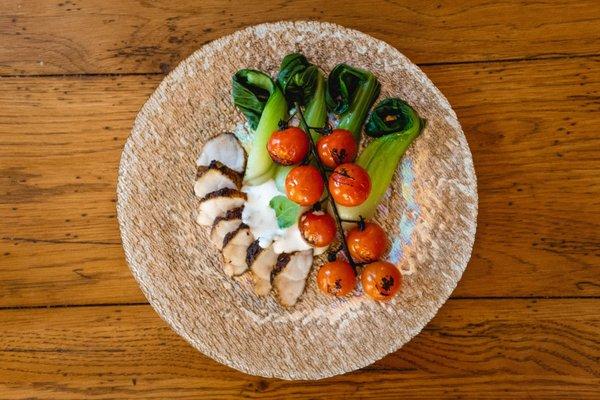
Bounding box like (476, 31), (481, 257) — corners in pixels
(1, 300), (598, 399)
(0, 0), (599, 397)
(1, 0), (600, 75)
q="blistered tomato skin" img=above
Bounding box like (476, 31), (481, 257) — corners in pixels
(267, 127), (310, 165)
(329, 163), (371, 206)
(361, 261), (402, 301)
(299, 211), (337, 247)
(316, 129), (358, 169)
(317, 260), (356, 296)
(347, 222), (388, 263)
(285, 165), (324, 206)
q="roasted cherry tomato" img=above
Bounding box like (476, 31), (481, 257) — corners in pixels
(267, 126), (310, 165)
(316, 129), (358, 169)
(285, 165), (324, 206)
(347, 222), (388, 263)
(317, 260), (356, 296)
(299, 211), (337, 247)
(328, 163), (371, 206)
(361, 261), (402, 301)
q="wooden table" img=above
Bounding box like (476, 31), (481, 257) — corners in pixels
(1, 1), (599, 398)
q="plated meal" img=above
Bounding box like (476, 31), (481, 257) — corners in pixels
(194, 53), (423, 307)
(117, 21), (477, 379)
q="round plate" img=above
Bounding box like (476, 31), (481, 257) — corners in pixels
(117, 21), (477, 380)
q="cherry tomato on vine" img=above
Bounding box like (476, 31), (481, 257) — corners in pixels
(299, 211), (337, 247)
(317, 260), (356, 296)
(346, 222), (388, 263)
(316, 129), (358, 169)
(285, 165), (324, 206)
(361, 261), (402, 301)
(328, 163), (371, 206)
(267, 126), (310, 165)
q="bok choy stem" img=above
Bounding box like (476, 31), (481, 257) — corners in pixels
(337, 98), (424, 220)
(232, 69), (288, 185)
(303, 71), (327, 142)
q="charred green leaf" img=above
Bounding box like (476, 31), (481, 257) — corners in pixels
(326, 63), (380, 141)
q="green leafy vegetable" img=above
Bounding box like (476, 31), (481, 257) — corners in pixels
(274, 165), (293, 193)
(303, 72), (327, 142)
(269, 195), (301, 228)
(232, 69), (274, 130)
(232, 69), (288, 185)
(337, 98), (424, 220)
(326, 63), (381, 142)
(365, 98), (421, 138)
(277, 53), (327, 142)
(277, 53), (316, 105)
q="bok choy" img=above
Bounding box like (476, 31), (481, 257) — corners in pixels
(277, 53), (327, 142)
(337, 98), (424, 220)
(326, 64), (381, 142)
(232, 69), (288, 185)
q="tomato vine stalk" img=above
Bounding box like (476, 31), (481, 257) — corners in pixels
(294, 102), (358, 270)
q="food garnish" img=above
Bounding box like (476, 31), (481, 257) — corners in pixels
(268, 195), (301, 229)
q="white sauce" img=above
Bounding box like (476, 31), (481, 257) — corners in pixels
(241, 180), (313, 254)
(272, 223), (312, 254)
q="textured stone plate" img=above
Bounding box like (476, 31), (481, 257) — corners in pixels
(117, 21), (477, 380)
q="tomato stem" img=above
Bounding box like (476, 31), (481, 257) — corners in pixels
(358, 216), (366, 231)
(295, 102), (357, 270)
(278, 119), (288, 130)
(307, 122), (333, 135)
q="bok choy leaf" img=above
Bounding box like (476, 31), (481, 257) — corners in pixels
(232, 69), (288, 185)
(277, 53), (327, 142)
(326, 63), (380, 142)
(337, 98), (424, 220)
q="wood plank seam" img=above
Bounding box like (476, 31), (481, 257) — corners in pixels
(2, 51), (600, 79)
(2, 236), (120, 246)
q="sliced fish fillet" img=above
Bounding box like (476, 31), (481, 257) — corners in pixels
(246, 240), (279, 296)
(196, 133), (246, 173)
(196, 188), (247, 226)
(272, 249), (314, 307)
(210, 207), (243, 249)
(222, 224), (254, 277)
(194, 160), (242, 198)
